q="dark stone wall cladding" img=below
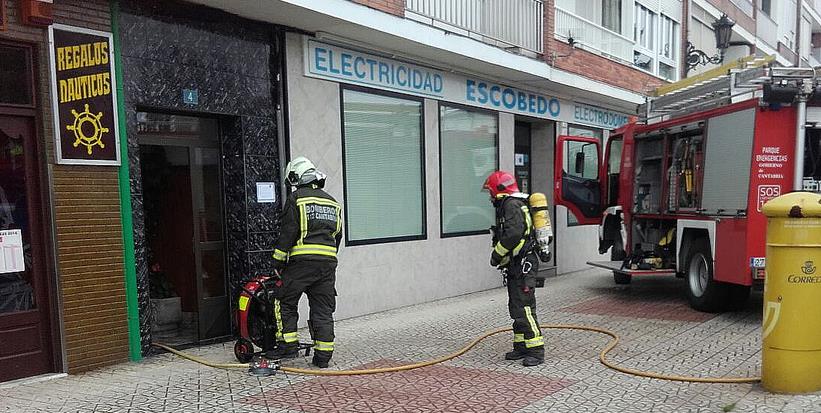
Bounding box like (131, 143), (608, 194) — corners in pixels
(118, 0), (282, 354)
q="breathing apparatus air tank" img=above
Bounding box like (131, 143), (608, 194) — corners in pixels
(528, 192), (553, 262)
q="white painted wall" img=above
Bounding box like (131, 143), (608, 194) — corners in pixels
(285, 33), (505, 323)
(284, 33), (607, 324)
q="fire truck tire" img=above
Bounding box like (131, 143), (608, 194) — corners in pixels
(684, 239), (724, 312)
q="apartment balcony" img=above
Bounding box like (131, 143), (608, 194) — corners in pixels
(756, 12), (779, 49)
(554, 7), (633, 63)
(405, 0), (544, 54)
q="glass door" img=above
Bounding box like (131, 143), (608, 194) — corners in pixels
(191, 146), (228, 339)
(138, 113), (228, 344)
(0, 115), (55, 381)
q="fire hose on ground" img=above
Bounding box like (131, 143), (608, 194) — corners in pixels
(152, 323), (760, 383)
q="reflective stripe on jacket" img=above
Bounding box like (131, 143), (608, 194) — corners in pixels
(273, 185), (342, 263)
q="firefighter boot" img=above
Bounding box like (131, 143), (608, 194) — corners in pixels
(522, 348), (544, 367)
(265, 342), (299, 360)
(504, 342), (527, 360)
(312, 350), (332, 368)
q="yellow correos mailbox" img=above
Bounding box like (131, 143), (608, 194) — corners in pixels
(761, 192), (821, 394)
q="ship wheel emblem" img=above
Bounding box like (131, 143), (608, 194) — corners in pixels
(66, 103), (108, 155)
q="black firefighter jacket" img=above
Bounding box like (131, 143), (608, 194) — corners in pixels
(491, 195), (532, 268)
(273, 185), (342, 265)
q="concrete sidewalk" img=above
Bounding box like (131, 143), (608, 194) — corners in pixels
(2, 269), (820, 413)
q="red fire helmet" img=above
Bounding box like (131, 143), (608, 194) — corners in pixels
(483, 170), (519, 198)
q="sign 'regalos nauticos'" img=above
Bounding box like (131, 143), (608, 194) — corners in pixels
(304, 38), (629, 130)
(48, 24), (121, 166)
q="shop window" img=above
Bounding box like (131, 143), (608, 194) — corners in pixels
(566, 124), (603, 226)
(341, 88), (425, 244)
(0, 45), (33, 106)
(440, 105), (498, 236)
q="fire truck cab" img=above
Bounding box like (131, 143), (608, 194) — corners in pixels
(554, 60), (821, 312)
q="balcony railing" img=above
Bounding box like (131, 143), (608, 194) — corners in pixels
(554, 7), (633, 63)
(405, 0), (544, 53)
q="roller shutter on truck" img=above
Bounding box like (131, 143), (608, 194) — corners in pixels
(701, 108), (756, 213)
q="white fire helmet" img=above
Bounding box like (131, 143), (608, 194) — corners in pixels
(285, 156), (326, 187)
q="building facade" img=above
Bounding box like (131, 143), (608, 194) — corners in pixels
(0, 0), (130, 383)
(3, 0), (821, 383)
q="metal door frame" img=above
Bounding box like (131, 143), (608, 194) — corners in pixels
(137, 115), (229, 342)
(0, 40), (60, 381)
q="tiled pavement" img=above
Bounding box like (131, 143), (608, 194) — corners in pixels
(2, 269), (821, 412)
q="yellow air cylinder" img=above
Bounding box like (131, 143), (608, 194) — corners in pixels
(529, 192), (553, 261)
(761, 192), (821, 394)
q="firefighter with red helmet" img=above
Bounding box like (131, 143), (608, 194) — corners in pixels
(483, 170), (544, 367)
(267, 156), (341, 368)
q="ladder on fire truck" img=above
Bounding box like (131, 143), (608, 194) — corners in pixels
(640, 54), (817, 124)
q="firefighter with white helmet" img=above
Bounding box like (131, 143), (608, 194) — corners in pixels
(483, 170), (545, 367)
(267, 156), (341, 368)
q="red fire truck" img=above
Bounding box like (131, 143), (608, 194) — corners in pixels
(554, 62), (821, 312)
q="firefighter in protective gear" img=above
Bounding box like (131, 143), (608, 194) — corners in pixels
(483, 170), (545, 367)
(267, 156), (342, 368)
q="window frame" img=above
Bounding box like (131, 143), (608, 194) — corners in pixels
(0, 41), (36, 110)
(601, 0), (623, 34)
(657, 14), (679, 81)
(339, 85), (428, 246)
(632, 3), (680, 82)
(438, 101), (499, 239)
(565, 123), (603, 226)
(760, 0), (772, 17)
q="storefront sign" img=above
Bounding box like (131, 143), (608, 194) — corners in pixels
(0, 229), (25, 274)
(48, 24), (121, 166)
(304, 39), (630, 129)
(307, 39), (444, 98)
(573, 103), (631, 129)
(464, 78), (561, 118)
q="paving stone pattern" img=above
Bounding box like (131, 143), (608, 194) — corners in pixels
(1, 269), (820, 412)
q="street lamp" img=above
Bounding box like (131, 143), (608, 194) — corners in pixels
(686, 14), (736, 73)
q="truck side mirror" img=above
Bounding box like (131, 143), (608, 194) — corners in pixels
(575, 151), (586, 175)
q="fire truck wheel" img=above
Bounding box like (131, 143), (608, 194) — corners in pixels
(234, 339), (254, 363)
(685, 239), (724, 312)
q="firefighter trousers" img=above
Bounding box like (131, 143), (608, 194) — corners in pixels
(506, 255), (545, 358)
(274, 259), (337, 361)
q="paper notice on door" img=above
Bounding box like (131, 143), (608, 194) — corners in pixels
(256, 182), (276, 203)
(0, 229), (25, 274)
